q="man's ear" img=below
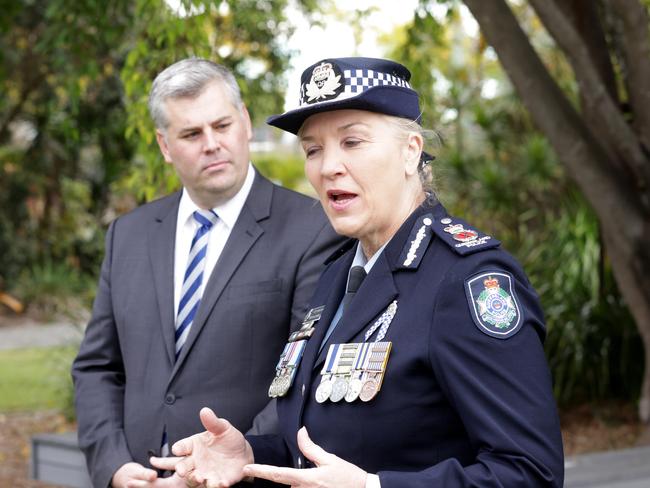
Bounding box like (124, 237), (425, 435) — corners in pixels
(241, 105), (253, 141)
(155, 130), (173, 163)
(404, 132), (424, 177)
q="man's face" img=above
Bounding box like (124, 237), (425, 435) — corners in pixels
(156, 80), (252, 208)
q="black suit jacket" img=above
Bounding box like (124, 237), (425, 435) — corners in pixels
(72, 170), (343, 487)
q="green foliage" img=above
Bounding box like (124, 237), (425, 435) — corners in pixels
(388, 2), (643, 405)
(253, 151), (311, 195)
(0, 346), (78, 415)
(0, 0), (317, 310)
(15, 260), (96, 321)
(119, 0), (301, 202)
(0, 0), (135, 305)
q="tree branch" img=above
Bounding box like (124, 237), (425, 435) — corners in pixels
(605, 0), (650, 151)
(462, 0), (645, 231)
(529, 0), (650, 194)
(555, 0), (618, 102)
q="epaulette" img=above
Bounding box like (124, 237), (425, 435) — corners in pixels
(431, 215), (500, 256)
(324, 238), (356, 264)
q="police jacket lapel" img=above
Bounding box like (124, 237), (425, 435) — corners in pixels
(312, 204), (440, 370)
(313, 253), (398, 370)
(302, 251), (353, 373)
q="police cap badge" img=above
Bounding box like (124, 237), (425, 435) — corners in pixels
(267, 57), (421, 134)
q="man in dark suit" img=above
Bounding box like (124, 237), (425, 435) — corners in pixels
(71, 57), (342, 488)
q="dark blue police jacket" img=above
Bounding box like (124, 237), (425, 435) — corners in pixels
(248, 203), (564, 487)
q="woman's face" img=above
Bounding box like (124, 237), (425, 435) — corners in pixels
(300, 109), (423, 255)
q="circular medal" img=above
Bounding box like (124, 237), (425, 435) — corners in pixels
(276, 375), (290, 397)
(329, 377), (348, 402)
(345, 378), (363, 402)
(315, 379), (333, 403)
(359, 378), (379, 402)
(268, 376), (279, 397)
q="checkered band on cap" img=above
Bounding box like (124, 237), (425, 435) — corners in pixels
(299, 68), (412, 107)
(267, 57), (421, 134)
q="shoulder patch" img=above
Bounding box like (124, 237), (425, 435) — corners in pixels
(431, 216), (500, 255)
(397, 213), (434, 269)
(465, 271), (522, 339)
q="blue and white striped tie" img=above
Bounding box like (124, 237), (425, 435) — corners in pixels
(175, 209), (218, 359)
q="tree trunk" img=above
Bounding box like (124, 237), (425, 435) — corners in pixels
(463, 0), (650, 423)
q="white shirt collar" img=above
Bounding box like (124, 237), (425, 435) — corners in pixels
(351, 240), (388, 275)
(177, 162), (255, 228)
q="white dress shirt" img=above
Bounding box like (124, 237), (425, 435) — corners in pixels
(173, 163), (255, 317)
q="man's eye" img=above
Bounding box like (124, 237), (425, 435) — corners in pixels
(182, 132), (200, 139)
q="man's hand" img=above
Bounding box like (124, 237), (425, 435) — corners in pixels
(111, 462), (157, 487)
(151, 407), (253, 487)
(112, 461), (190, 487)
(242, 427), (367, 488)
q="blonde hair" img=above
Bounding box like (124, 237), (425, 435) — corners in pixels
(384, 115), (440, 204)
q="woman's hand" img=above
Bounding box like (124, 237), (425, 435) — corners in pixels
(243, 427), (367, 488)
(152, 407), (254, 488)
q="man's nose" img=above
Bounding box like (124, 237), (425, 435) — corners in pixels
(204, 130), (220, 152)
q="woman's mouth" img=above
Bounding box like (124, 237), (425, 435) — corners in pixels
(327, 190), (357, 210)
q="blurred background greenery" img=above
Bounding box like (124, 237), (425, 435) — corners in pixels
(0, 0), (645, 418)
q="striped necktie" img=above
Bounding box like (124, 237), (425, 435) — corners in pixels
(175, 209), (218, 359)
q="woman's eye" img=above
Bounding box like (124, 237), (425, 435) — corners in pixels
(343, 138), (362, 148)
(304, 147), (321, 157)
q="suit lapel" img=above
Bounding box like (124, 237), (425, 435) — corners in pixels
(148, 193), (181, 366)
(170, 171), (271, 379)
(313, 253), (398, 370)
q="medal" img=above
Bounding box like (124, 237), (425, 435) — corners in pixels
(314, 314), (394, 404)
(345, 376), (363, 402)
(316, 344), (341, 403)
(359, 375), (379, 402)
(345, 342), (370, 402)
(329, 377), (348, 402)
(268, 340), (307, 398)
(276, 373), (290, 397)
(315, 377), (333, 403)
(328, 343), (357, 402)
(268, 375), (280, 397)
(358, 342), (392, 401)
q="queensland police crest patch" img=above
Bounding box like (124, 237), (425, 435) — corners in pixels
(465, 271), (521, 339)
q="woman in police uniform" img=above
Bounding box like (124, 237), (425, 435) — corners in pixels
(152, 57), (564, 488)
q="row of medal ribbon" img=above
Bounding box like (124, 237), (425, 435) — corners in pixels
(268, 339), (307, 398)
(315, 341), (392, 403)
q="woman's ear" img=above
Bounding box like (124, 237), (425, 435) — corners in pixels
(404, 132), (424, 176)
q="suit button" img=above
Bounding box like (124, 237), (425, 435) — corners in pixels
(297, 456), (302, 468)
(301, 384), (305, 396)
(165, 393), (176, 405)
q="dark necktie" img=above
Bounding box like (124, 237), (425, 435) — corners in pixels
(319, 265), (367, 352)
(342, 265), (367, 311)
